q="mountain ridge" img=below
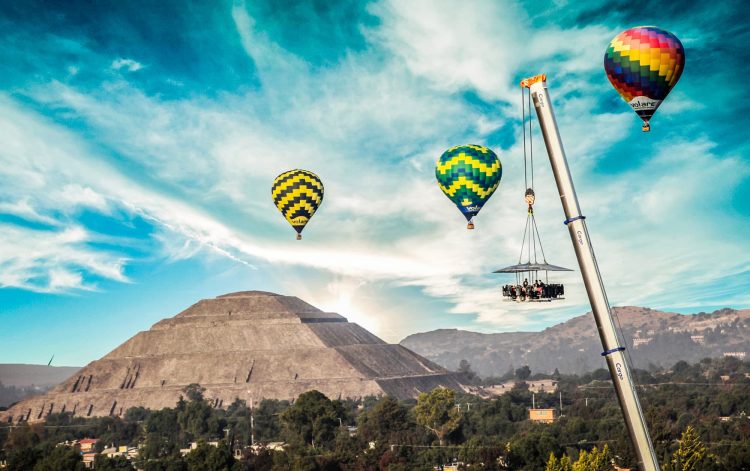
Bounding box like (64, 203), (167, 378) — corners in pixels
(400, 306), (750, 377)
(0, 364), (81, 388)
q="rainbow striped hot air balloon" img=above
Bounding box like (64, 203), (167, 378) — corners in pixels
(436, 144), (502, 229)
(604, 26), (685, 132)
(272, 169), (324, 240)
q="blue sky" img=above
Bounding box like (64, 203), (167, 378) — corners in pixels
(1, 0), (748, 366)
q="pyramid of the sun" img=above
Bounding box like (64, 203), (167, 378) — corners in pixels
(2, 291), (465, 423)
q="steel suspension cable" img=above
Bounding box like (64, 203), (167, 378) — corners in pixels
(531, 213), (548, 264)
(528, 88), (534, 190)
(521, 87), (528, 189)
(518, 211), (531, 264)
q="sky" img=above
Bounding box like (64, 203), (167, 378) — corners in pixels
(0, 0), (748, 367)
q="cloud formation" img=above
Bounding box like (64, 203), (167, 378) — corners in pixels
(0, 0), (748, 345)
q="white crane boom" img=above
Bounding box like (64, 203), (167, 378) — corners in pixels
(522, 74), (659, 471)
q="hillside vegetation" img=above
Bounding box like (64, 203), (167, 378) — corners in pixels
(2, 358), (749, 470)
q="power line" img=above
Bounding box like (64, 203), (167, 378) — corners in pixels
(577, 381), (750, 389)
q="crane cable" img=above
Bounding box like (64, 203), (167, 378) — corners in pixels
(520, 87), (546, 269)
(522, 86), (528, 190)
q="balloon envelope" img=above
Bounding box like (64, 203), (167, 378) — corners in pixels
(435, 144), (502, 225)
(272, 169), (324, 238)
(604, 26), (685, 130)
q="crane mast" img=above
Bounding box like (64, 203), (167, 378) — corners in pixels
(521, 74), (659, 471)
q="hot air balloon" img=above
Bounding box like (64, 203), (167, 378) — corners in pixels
(271, 169), (323, 240)
(436, 144), (502, 229)
(604, 26), (685, 132)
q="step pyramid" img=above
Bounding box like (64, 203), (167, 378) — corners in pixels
(2, 291), (466, 423)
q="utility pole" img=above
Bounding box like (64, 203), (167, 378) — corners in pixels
(521, 74), (659, 471)
(251, 402), (255, 447)
(559, 391), (563, 415)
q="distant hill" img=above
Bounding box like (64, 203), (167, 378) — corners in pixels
(400, 307), (750, 377)
(0, 364), (81, 388)
(0, 364), (81, 408)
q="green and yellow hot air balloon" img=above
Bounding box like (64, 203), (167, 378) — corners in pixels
(272, 169), (324, 240)
(436, 144), (502, 229)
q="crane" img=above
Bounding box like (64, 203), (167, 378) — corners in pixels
(521, 74), (659, 471)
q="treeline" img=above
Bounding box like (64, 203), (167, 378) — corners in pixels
(1, 358), (750, 470)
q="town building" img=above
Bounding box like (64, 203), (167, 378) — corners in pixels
(79, 438), (98, 453)
(723, 352), (747, 360)
(528, 408), (556, 423)
(179, 441), (221, 456)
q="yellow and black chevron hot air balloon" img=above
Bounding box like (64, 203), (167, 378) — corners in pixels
(436, 144), (502, 229)
(271, 169), (324, 240)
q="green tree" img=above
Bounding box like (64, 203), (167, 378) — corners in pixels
(184, 441), (235, 471)
(7, 446), (41, 471)
(31, 445), (85, 471)
(143, 456), (188, 471)
(458, 359), (478, 384)
(572, 445), (613, 471)
(671, 426), (712, 471)
(4, 423), (40, 453)
(93, 455), (136, 470)
(280, 390), (339, 449)
(546, 452), (572, 471)
(177, 398), (218, 440)
(515, 365), (532, 381)
(184, 384), (206, 403)
(414, 388), (461, 446)
(124, 406), (151, 422)
(358, 396), (410, 443)
(254, 399), (290, 443)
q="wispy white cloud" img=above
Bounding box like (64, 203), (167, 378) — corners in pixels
(367, 0), (615, 105)
(0, 224), (127, 292)
(111, 58), (143, 72)
(0, 0), (747, 341)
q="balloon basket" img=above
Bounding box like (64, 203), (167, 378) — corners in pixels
(467, 222), (475, 230)
(641, 122), (650, 132)
(296, 234), (302, 240)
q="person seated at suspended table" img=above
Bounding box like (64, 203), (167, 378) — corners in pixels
(536, 280), (545, 297)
